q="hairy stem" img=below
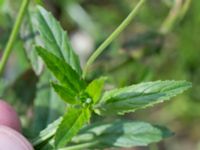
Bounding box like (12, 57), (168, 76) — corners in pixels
(0, 0), (30, 75)
(82, 0), (146, 78)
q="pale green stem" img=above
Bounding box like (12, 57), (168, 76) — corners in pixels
(160, 0), (191, 34)
(0, 0), (30, 75)
(82, 0), (146, 78)
(178, 0), (192, 20)
(160, 0), (183, 34)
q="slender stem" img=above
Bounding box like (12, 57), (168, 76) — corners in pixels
(160, 0), (183, 34)
(0, 0), (30, 75)
(159, 0), (191, 34)
(178, 0), (192, 20)
(82, 0), (146, 78)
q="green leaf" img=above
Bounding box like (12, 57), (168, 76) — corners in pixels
(51, 82), (78, 104)
(95, 80), (192, 115)
(55, 107), (91, 148)
(36, 6), (82, 75)
(36, 46), (86, 93)
(71, 120), (173, 149)
(21, 10), (43, 75)
(32, 117), (62, 146)
(85, 77), (107, 104)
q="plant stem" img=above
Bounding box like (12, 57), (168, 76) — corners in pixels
(82, 0), (146, 78)
(160, 0), (183, 34)
(0, 0), (30, 75)
(178, 0), (192, 20)
(160, 0), (191, 35)
(159, 0), (191, 34)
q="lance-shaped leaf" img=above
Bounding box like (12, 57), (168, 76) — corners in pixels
(36, 6), (82, 75)
(51, 82), (78, 104)
(85, 77), (107, 104)
(36, 46), (86, 93)
(71, 120), (173, 149)
(95, 80), (191, 115)
(21, 10), (43, 75)
(55, 107), (91, 148)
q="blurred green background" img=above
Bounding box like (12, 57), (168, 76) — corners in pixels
(0, 0), (199, 150)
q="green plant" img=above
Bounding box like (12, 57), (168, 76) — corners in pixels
(0, 0), (192, 149)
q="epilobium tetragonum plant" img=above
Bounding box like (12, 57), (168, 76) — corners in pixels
(0, 0), (192, 149)
(31, 3), (191, 150)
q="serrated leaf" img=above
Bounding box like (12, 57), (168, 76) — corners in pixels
(36, 46), (86, 93)
(55, 107), (91, 148)
(85, 77), (107, 104)
(36, 6), (82, 75)
(21, 10), (43, 75)
(95, 80), (191, 115)
(71, 120), (173, 149)
(51, 82), (78, 104)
